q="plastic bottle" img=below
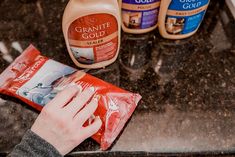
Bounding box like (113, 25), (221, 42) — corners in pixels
(119, 0), (161, 34)
(62, 0), (121, 69)
(158, 0), (210, 39)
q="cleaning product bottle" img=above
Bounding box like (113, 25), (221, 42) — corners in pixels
(63, 0), (121, 69)
(158, 0), (210, 39)
(119, 0), (161, 34)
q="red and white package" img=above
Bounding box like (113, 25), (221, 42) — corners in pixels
(0, 45), (141, 150)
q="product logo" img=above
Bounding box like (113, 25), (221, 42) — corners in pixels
(135, 0), (155, 4)
(179, 0), (202, 9)
(15, 57), (46, 83)
(9, 57), (47, 93)
(75, 22), (111, 40)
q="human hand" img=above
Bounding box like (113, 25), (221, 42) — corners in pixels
(31, 86), (102, 155)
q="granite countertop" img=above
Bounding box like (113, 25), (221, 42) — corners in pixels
(0, 0), (235, 156)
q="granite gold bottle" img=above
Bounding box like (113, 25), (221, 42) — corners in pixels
(63, 0), (121, 69)
(158, 0), (210, 39)
(119, 0), (161, 34)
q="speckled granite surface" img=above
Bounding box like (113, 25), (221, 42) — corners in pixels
(0, 0), (234, 156)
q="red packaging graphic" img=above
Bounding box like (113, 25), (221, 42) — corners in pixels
(0, 45), (141, 150)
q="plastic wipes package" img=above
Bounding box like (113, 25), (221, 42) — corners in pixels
(0, 45), (141, 150)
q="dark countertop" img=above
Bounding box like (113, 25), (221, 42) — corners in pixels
(0, 0), (235, 156)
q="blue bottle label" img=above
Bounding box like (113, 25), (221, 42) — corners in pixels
(166, 0), (209, 34)
(122, 0), (161, 29)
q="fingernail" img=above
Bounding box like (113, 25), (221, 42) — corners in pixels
(88, 87), (96, 92)
(93, 94), (101, 102)
(67, 85), (79, 90)
(72, 85), (81, 94)
(96, 116), (101, 120)
(96, 116), (102, 125)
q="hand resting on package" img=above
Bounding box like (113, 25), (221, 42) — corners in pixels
(10, 86), (102, 157)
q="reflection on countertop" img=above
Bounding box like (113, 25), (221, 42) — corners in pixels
(0, 0), (235, 156)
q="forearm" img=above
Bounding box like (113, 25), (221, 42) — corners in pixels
(9, 130), (62, 157)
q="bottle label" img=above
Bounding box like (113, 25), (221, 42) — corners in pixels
(121, 0), (161, 29)
(166, 0), (209, 34)
(68, 14), (118, 65)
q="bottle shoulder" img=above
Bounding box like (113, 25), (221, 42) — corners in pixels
(63, 2), (120, 25)
(64, 1), (119, 16)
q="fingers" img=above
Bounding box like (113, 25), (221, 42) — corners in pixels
(81, 116), (102, 138)
(47, 86), (79, 109)
(74, 95), (99, 125)
(64, 88), (95, 116)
